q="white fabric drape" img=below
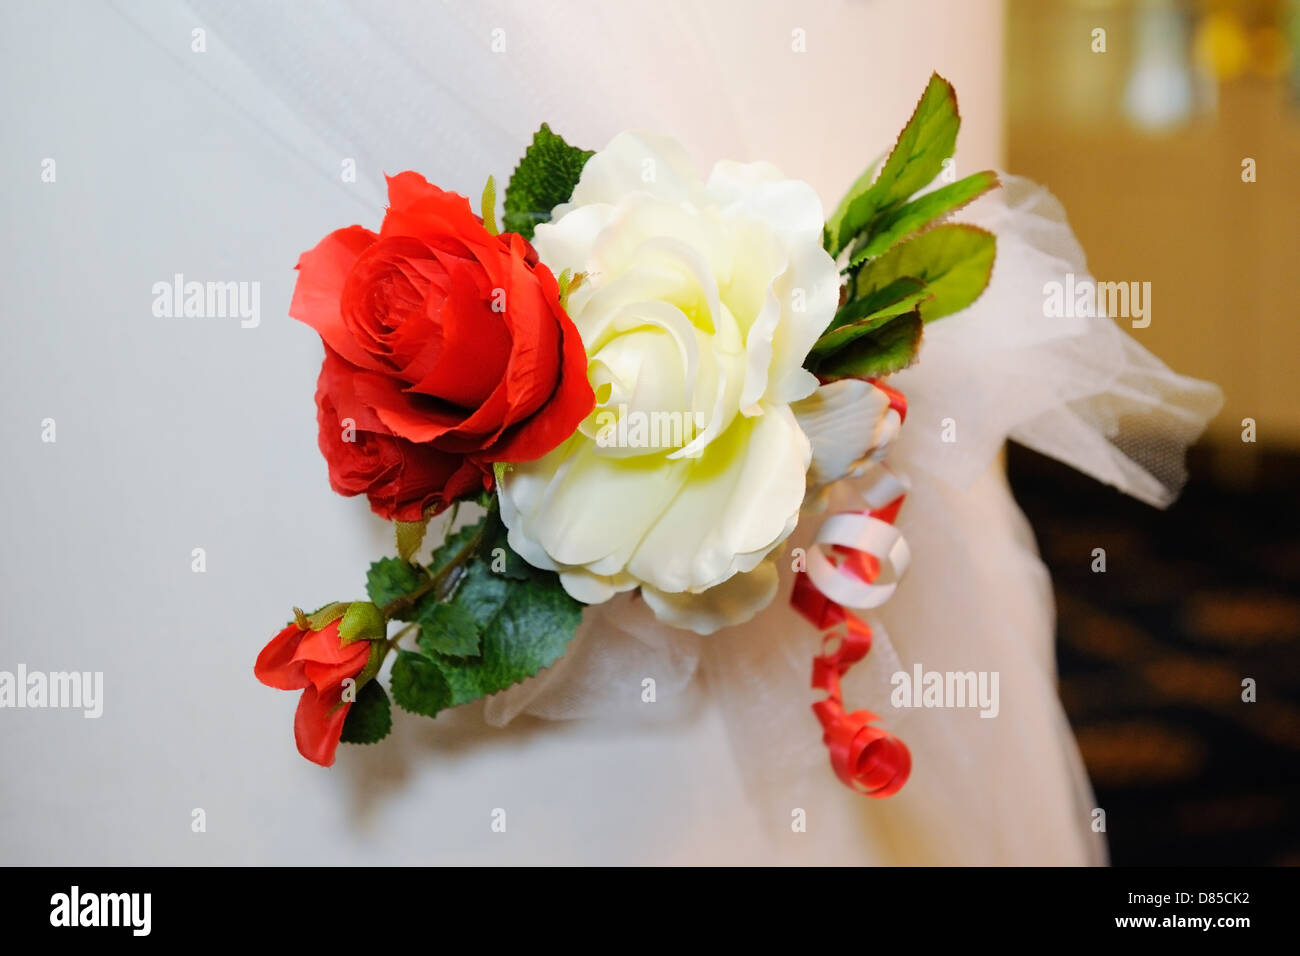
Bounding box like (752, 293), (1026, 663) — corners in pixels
(151, 0), (1221, 864)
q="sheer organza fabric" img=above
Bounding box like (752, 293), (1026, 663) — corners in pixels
(168, 0), (1221, 863)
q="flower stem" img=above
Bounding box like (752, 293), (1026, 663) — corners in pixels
(379, 513), (490, 620)
(386, 622), (418, 653)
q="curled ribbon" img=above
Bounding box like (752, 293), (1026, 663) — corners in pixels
(791, 381), (912, 798)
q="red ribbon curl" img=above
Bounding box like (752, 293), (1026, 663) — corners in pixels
(790, 380), (912, 798)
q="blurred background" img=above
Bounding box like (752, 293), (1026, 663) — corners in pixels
(1005, 0), (1300, 864)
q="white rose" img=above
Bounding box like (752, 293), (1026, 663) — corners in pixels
(499, 132), (890, 634)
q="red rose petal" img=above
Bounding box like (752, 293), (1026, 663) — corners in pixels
(292, 621), (371, 667)
(382, 173), (493, 256)
(339, 236), (439, 370)
(303, 651), (371, 696)
(495, 241), (562, 423)
(357, 374), (473, 445)
(317, 348), (396, 435)
(254, 623), (311, 691)
(299, 174), (596, 521)
(293, 684), (351, 767)
(486, 265), (595, 462)
(367, 442), (487, 521)
(404, 261), (512, 409)
(291, 225), (382, 372)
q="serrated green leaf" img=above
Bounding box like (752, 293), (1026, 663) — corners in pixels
(503, 124), (594, 240)
(393, 569), (583, 717)
(811, 276), (930, 357)
(814, 312), (923, 382)
(447, 560), (511, 625)
(390, 649), (451, 717)
(417, 602), (481, 657)
(431, 571), (584, 710)
(824, 154), (882, 255)
(846, 170), (999, 267)
(830, 73), (960, 257)
(483, 511), (534, 581)
(854, 224), (995, 322)
(340, 679), (392, 745)
(365, 558), (425, 611)
(429, 518), (487, 576)
(397, 513), (496, 621)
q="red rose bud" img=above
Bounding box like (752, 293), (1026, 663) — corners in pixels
(254, 602), (387, 766)
(291, 172), (594, 520)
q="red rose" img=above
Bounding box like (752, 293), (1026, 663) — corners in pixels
(315, 349), (486, 521)
(254, 617), (372, 767)
(291, 172), (593, 519)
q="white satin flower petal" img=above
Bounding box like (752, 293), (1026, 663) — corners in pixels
(558, 568), (637, 606)
(528, 439), (691, 569)
(557, 131), (702, 212)
(531, 203), (616, 276)
(792, 379), (892, 489)
(766, 241), (839, 404)
(738, 289), (783, 413)
(627, 406), (808, 592)
(640, 559), (781, 636)
(707, 160), (826, 244)
(500, 132), (845, 634)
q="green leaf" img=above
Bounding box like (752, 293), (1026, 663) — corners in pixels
(340, 680), (392, 745)
(431, 571), (584, 710)
(503, 124), (594, 240)
(830, 73), (960, 256)
(404, 511), (507, 620)
(353, 640), (386, 690)
(824, 154), (882, 255)
(846, 170), (999, 267)
(395, 516), (430, 562)
(854, 224), (996, 322)
(300, 601), (348, 631)
(556, 270), (586, 312)
(417, 602), (482, 657)
(483, 510), (534, 581)
(814, 312), (923, 382)
(337, 600), (386, 645)
(390, 649), (451, 717)
(447, 560), (511, 626)
(429, 519), (487, 576)
(365, 557), (425, 610)
(811, 277), (930, 357)
(382, 512), (581, 720)
(481, 174), (499, 236)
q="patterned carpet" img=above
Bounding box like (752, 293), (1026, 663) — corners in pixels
(1007, 444), (1300, 866)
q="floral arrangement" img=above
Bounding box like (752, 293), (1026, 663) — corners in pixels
(256, 74), (998, 795)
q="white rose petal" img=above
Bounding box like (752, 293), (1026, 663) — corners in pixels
(793, 379), (894, 493)
(502, 132), (846, 633)
(641, 559), (782, 636)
